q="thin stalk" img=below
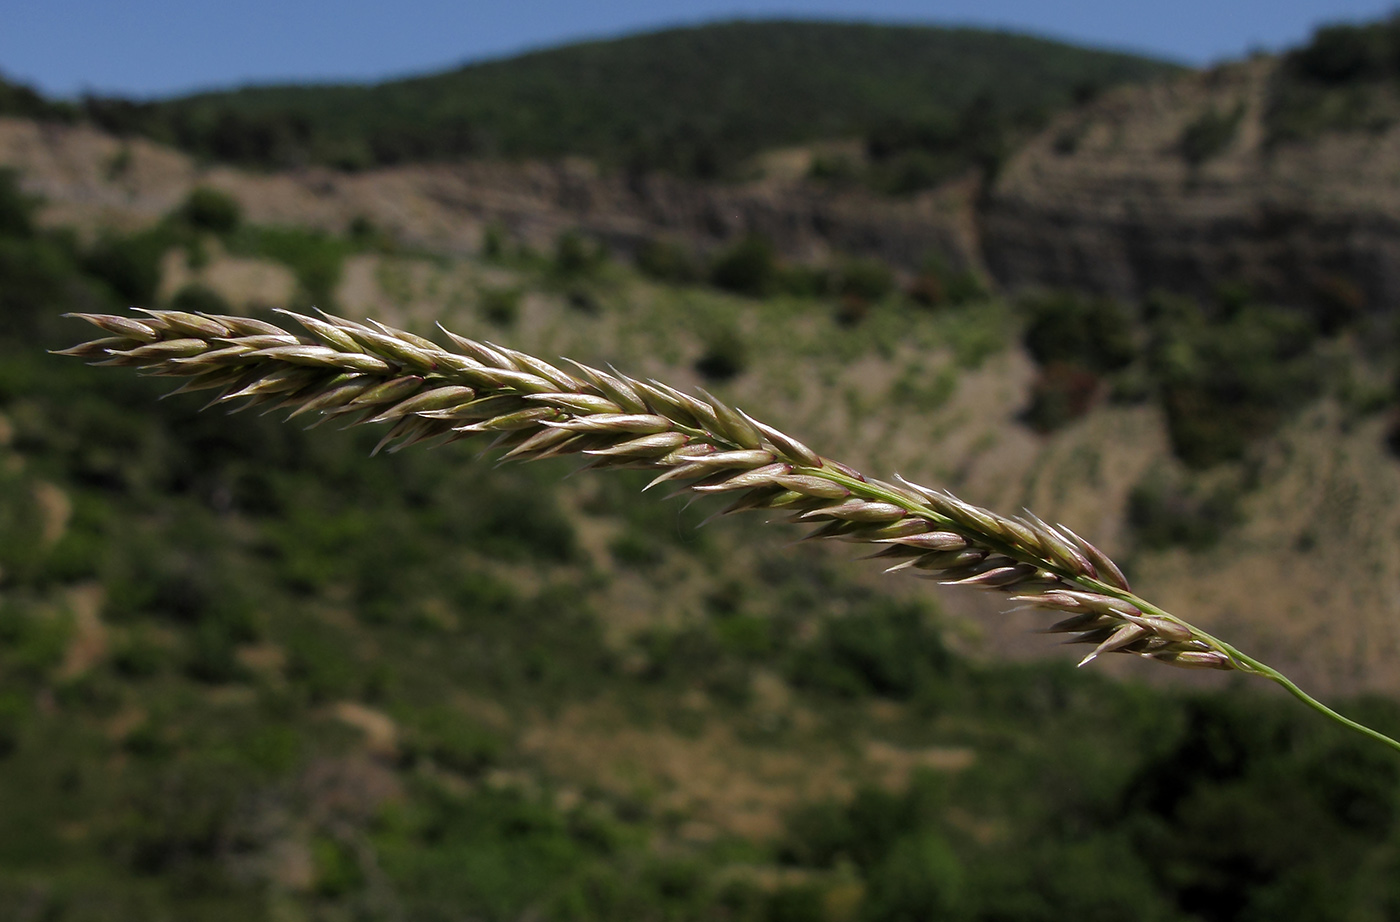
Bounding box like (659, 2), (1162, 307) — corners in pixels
(1233, 652), (1400, 754)
(60, 308), (1400, 756)
(820, 467), (1400, 754)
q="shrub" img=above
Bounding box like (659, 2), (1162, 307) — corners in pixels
(1288, 23), (1393, 84)
(0, 168), (36, 238)
(227, 225), (346, 307)
(787, 601), (951, 701)
(609, 528), (665, 568)
(481, 222), (506, 259)
(1180, 104), (1246, 166)
(111, 630), (168, 678)
(863, 833), (965, 922)
(1019, 291), (1136, 430)
(83, 228), (170, 304)
(178, 186), (242, 234)
(1127, 470), (1242, 551)
(834, 293), (870, 326)
(184, 619), (249, 684)
(636, 236), (699, 283)
(1309, 273), (1366, 333)
(552, 229), (605, 278)
(873, 149), (960, 194)
(906, 271), (945, 308)
(776, 263), (831, 298)
(0, 693), (26, 759)
(1125, 694), (1400, 920)
(1145, 293), (1320, 467)
(403, 707), (503, 775)
(710, 234), (778, 297)
(1023, 361), (1102, 433)
(908, 255), (987, 309)
(1269, 18), (1400, 142)
(766, 883), (826, 922)
(807, 152), (859, 185)
(944, 269), (988, 305)
(347, 213), (395, 252)
(479, 286), (522, 327)
(693, 327), (748, 382)
(835, 257), (895, 303)
(565, 288), (601, 314)
(1022, 291), (1137, 374)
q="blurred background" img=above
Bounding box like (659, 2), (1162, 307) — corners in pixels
(3, 2), (1400, 920)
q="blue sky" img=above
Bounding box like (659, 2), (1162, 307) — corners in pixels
(3, 0), (1397, 99)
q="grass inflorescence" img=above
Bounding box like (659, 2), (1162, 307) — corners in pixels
(59, 307), (1400, 754)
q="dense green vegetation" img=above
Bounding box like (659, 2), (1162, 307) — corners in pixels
(1267, 13), (1400, 142)
(0, 73), (77, 122)
(3, 170), (1400, 920)
(1014, 283), (1339, 469)
(1006, 272), (1400, 560)
(1178, 102), (1246, 166)
(1018, 291), (1137, 433)
(17, 22), (1177, 183)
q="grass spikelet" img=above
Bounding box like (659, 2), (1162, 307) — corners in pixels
(58, 309), (1400, 755)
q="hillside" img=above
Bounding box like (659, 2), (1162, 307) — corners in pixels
(2, 159), (1399, 920)
(984, 16), (1400, 313)
(4, 17), (1400, 922)
(9, 34), (1400, 698)
(58, 21), (1179, 180)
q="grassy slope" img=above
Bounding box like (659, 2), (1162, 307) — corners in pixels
(1, 170), (1399, 920)
(70, 21), (1178, 175)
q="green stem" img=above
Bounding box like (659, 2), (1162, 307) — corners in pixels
(811, 467), (1400, 756)
(1097, 589), (1400, 754)
(1231, 650), (1400, 754)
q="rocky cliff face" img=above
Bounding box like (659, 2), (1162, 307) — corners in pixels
(0, 117), (982, 275)
(983, 58), (1400, 315)
(12, 55), (1400, 316)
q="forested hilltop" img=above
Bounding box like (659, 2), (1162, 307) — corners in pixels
(2, 21), (1177, 180)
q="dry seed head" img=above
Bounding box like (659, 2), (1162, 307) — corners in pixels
(690, 462), (792, 493)
(220, 333), (301, 350)
(741, 411), (823, 468)
(60, 309), (1226, 677)
(583, 432), (690, 458)
(291, 380), (375, 418)
(660, 443), (717, 465)
(458, 407), (562, 432)
(135, 308), (233, 339)
(836, 518), (931, 542)
(526, 393), (622, 415)
(878, 531), (969, 551)
(64, 312), (160, 342)
(684, 449), (777, 470)
(369, 385), (477, 422)
(344, 326), (440, 369)
(798, 500), (906, 523)
(1077, 623), (1150, 667)
(562, 360), (647, 413)
(547, 413), (672, 434)
(772, 475), (849, 499)
(221, 315), (295, 337)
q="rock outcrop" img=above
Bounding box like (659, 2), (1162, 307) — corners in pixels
(9, 54), (1400, 314)
(0, 117), (982, 276)
(983, 58), (1400, 314)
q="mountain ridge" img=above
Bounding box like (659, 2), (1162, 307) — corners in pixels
(3, 20), (1180, 180)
